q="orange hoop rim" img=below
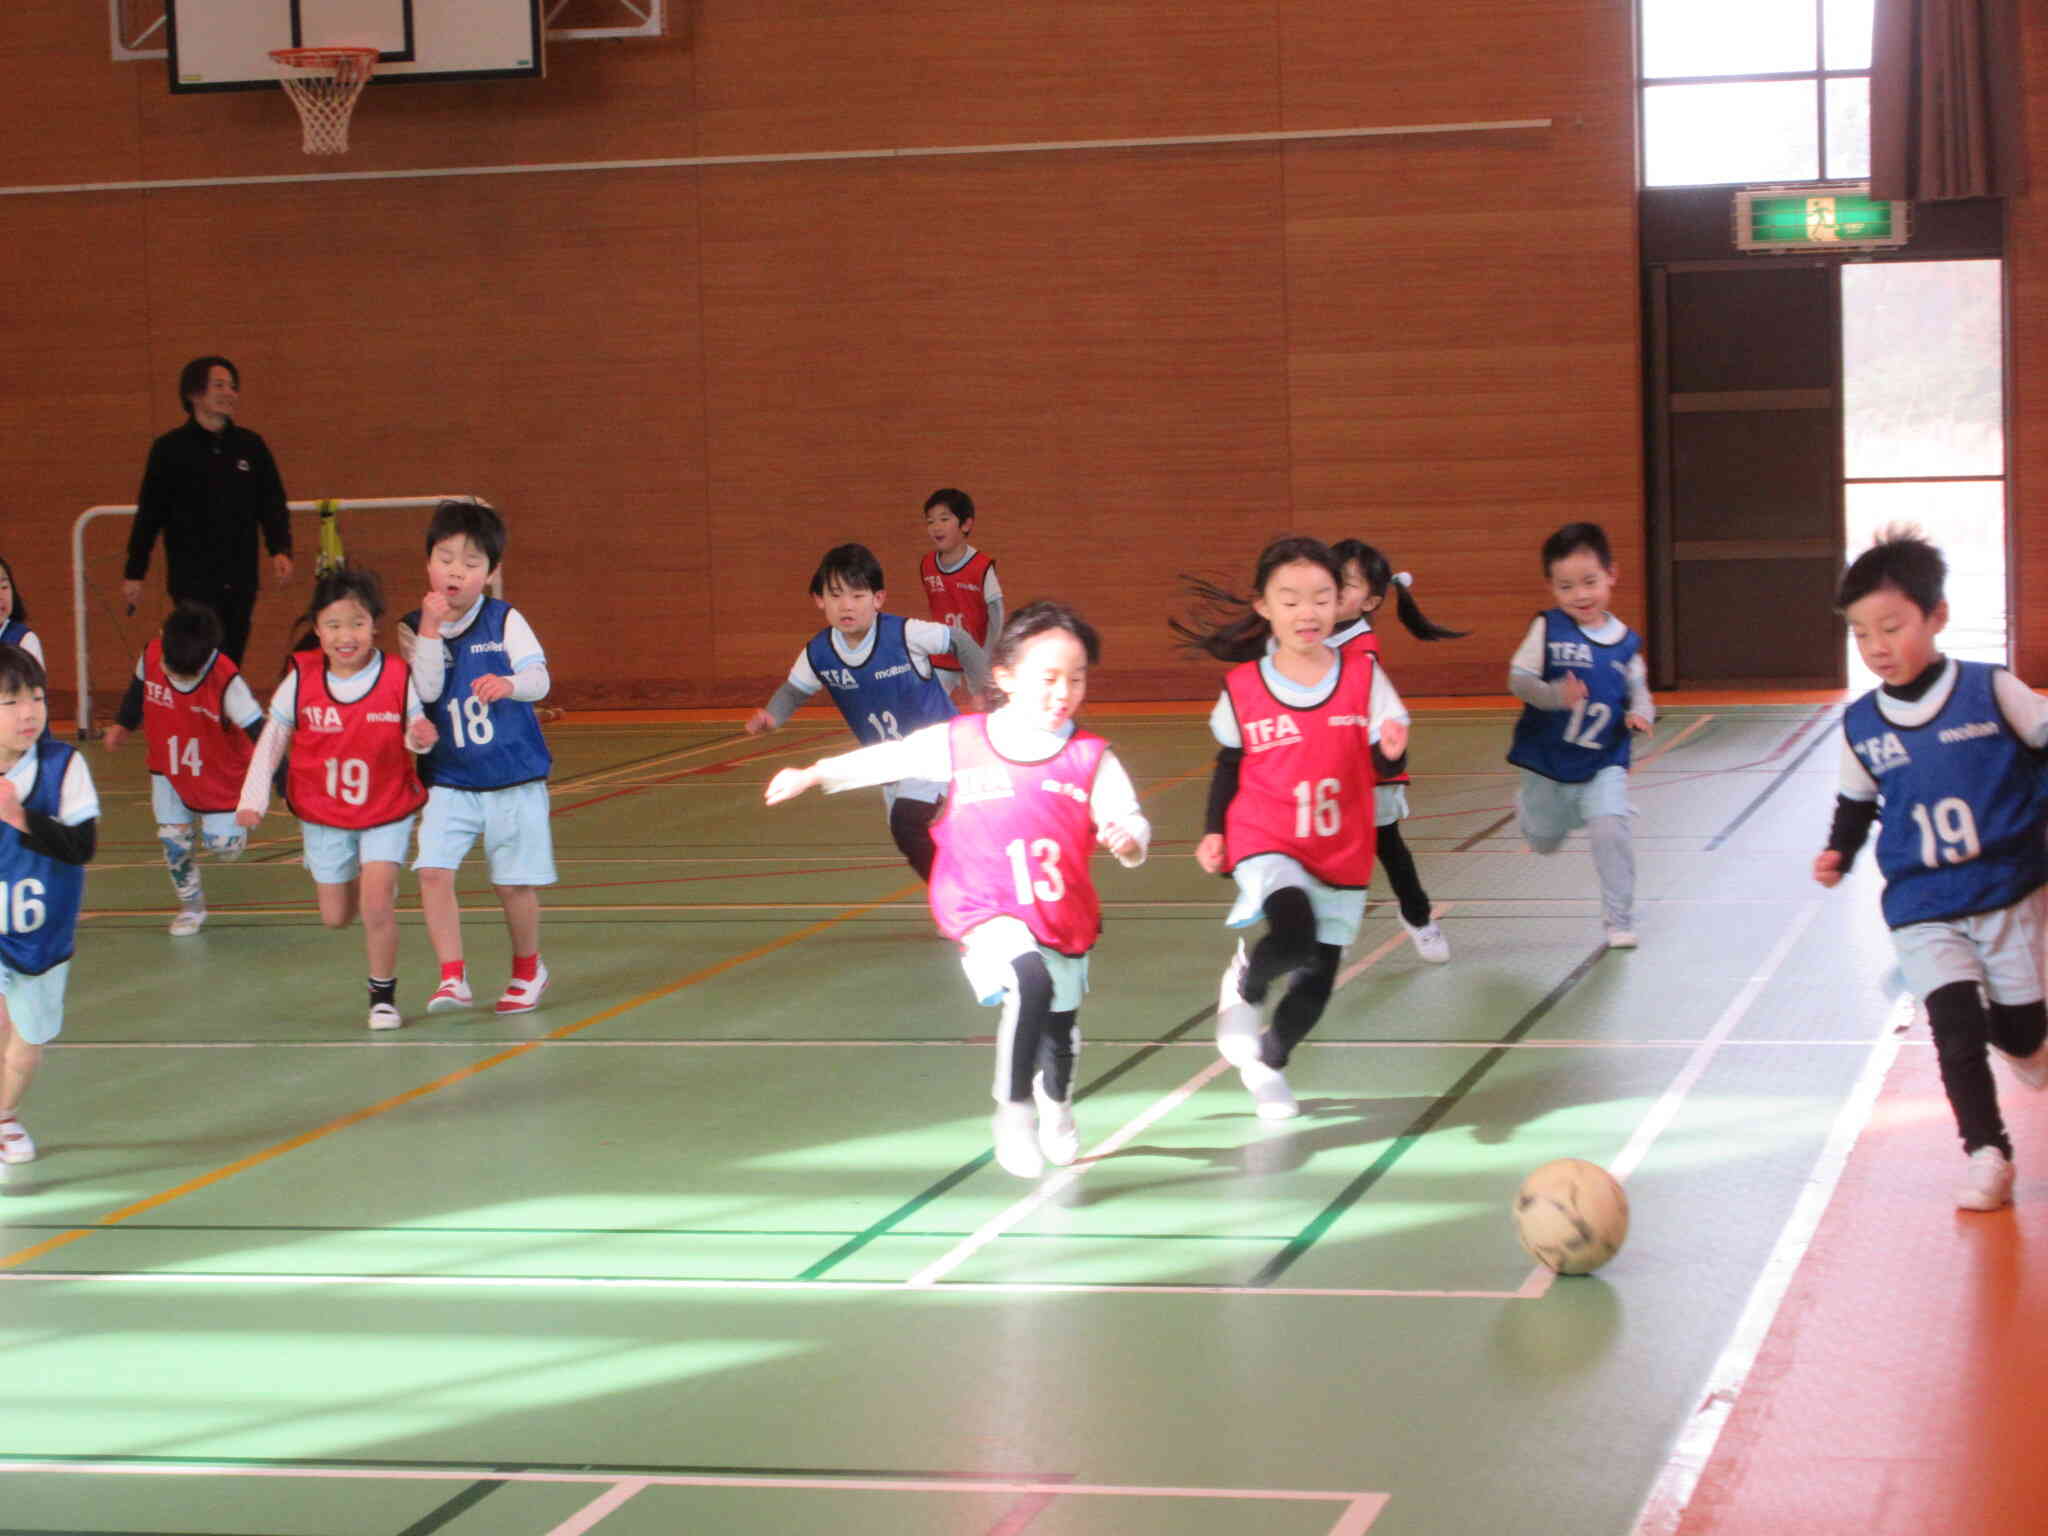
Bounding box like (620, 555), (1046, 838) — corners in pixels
(269, 45), (380, 74)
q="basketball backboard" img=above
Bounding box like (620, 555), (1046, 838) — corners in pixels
(166, 0), (543, 91)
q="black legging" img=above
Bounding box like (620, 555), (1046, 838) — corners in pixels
(996, 951), (1057, 1104)
(1242, 887), (1344, 1069)
(1375, 820), (1434, 929)
(889, 795), (941, 882)
(1926, 982), (2048, 1157)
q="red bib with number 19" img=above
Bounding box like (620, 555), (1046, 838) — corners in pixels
(928, 714), (1108, 957)
(284, 651), (428, 830)
(1221, 653), (1378, 889)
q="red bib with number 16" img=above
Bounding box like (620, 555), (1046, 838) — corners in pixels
(1222, 654), (1377, 888)
(284, 651), (428, 830)
(928, 714), (1107, 957)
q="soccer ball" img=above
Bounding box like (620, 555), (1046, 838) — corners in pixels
(1513, 1158), (1628, 1275)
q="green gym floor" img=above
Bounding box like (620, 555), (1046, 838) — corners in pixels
(0, 701), (1899, 1536)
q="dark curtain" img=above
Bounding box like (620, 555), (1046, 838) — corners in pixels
(1869, 0), (2026, 200)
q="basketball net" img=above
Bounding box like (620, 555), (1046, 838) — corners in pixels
(269, 47), (379, 155)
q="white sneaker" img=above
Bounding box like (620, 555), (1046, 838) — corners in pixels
(426, 975), (474, 1013)
(1033, 1074), (1080, 1166)
(1215, 943), (1264, 1066)
(1993, 1041), (2048, 1091)
(367, 1002), (403, 1032)
(992, 1102), (1045, 1178)
(1606, 929), (1639, 950)
(168, 908), (207, 937)
(495, 962), (550, 1015)
(1404, 920), (1450, 963)
(0, 1116), (35, 1164)
(1957, 1145), (2015, 1211)
(1239, 1059), (1299, 1120)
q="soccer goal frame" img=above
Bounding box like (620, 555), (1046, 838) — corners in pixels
(70, 495), (499, 738)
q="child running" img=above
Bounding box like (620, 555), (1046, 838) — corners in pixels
(748, 543), (990, 882)
(398, 500), (557, 1016)
(0, 645), (99, 1166)
(101, 601), (264, 935)
(0, 554), (45, 670)
(1177, 537), (1409, 1120)
(237, 566), (428, 1031)
(1328, 539), (1467, 963)
(763, 602), (1149, 1178)
(1815, 528), (2048, 1211)
(918, 488), (1003, 705)
(1506, 522), (1654, 948)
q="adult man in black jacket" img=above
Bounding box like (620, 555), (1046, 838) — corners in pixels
(122, 356), (294, 665)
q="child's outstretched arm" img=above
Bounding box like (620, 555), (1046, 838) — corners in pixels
(236, 678), (298, 827)
(748, 648), (824, 736)
(1369, 663), (1410, 761)
(950, 626), (993, 702)
(1814, 740), (1878, 887)
(764, 722), (953, 805)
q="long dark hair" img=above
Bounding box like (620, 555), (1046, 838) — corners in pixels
(0, 552), (26, 625)
(988, 601), (1101, 709)
(1329, 539), (1467, 641)
(1170, 536), (1343, 663)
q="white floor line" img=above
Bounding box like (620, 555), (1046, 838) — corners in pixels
(904, 1058), (1233, 1287)
(0, 1457), (1386, 1527)
(901, 915), (1434, 1289)
(0, 1269), (1528, 1301)
(1520, 901), (1824, 1301)
(1626, 991), (1911, 1536)
(547, 1476), (651, 1535)
(47, 1034), (1905, 1052)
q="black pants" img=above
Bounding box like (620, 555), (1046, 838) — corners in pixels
(181, 586), (258, 667)
(1927, 982), (2048, 1157)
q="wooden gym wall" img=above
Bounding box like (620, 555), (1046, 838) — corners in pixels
(8, 2), (1639, 710)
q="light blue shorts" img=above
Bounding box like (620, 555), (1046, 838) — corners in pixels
(1516, 765), (1633, 844)
(1226, 852), (1366, 948)
(959, 916), (1091, 1012)
(1891, 888), (2047, 1006)
(151, 776), (246, 853)
(0, 958), (70, 1046)
(1373, 784), (1410, 828)
(301, 816), (416, 886)
(413, 782), (557, 886)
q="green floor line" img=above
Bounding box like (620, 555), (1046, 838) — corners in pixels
(1245, 942), (1611, 1288)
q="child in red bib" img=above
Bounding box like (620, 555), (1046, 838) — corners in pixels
(237, 566), (429, 1031)
(1177, 538), (1410, 1120)
(1328, 540), (1468, 963)
(919, 488), (1002, 706)
(766, 603), (1149, 1179)
(101, 602), (265, 935)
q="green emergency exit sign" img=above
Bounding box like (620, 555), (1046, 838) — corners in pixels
(1734, 186), (1909, 252)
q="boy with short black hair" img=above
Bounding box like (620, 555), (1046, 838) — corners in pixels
(0, 644), (100, 1165)
(102, 600), (264, 935)
(1506, 521), (1655, 949)
(399, 500), (557, 1016)
(1815, 526), (2048, 1212)
(748, 542), (990, 881)
(919, 488), (1003, 702)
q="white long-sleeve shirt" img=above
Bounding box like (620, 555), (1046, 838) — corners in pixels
(399, 599), (550, 705)
(813, 709), (1151, 867)
(1508, 612), (1655, 723)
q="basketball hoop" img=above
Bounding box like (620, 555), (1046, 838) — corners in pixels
(269, 46), (380, 155)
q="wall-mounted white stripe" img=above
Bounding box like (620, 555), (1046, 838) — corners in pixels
(0, 118), (1549, 199)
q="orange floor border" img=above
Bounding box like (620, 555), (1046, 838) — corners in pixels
(1673, 1037), (2048, 1536)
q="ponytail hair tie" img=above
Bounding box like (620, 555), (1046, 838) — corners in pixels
(1393, 570), (1414, 588)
